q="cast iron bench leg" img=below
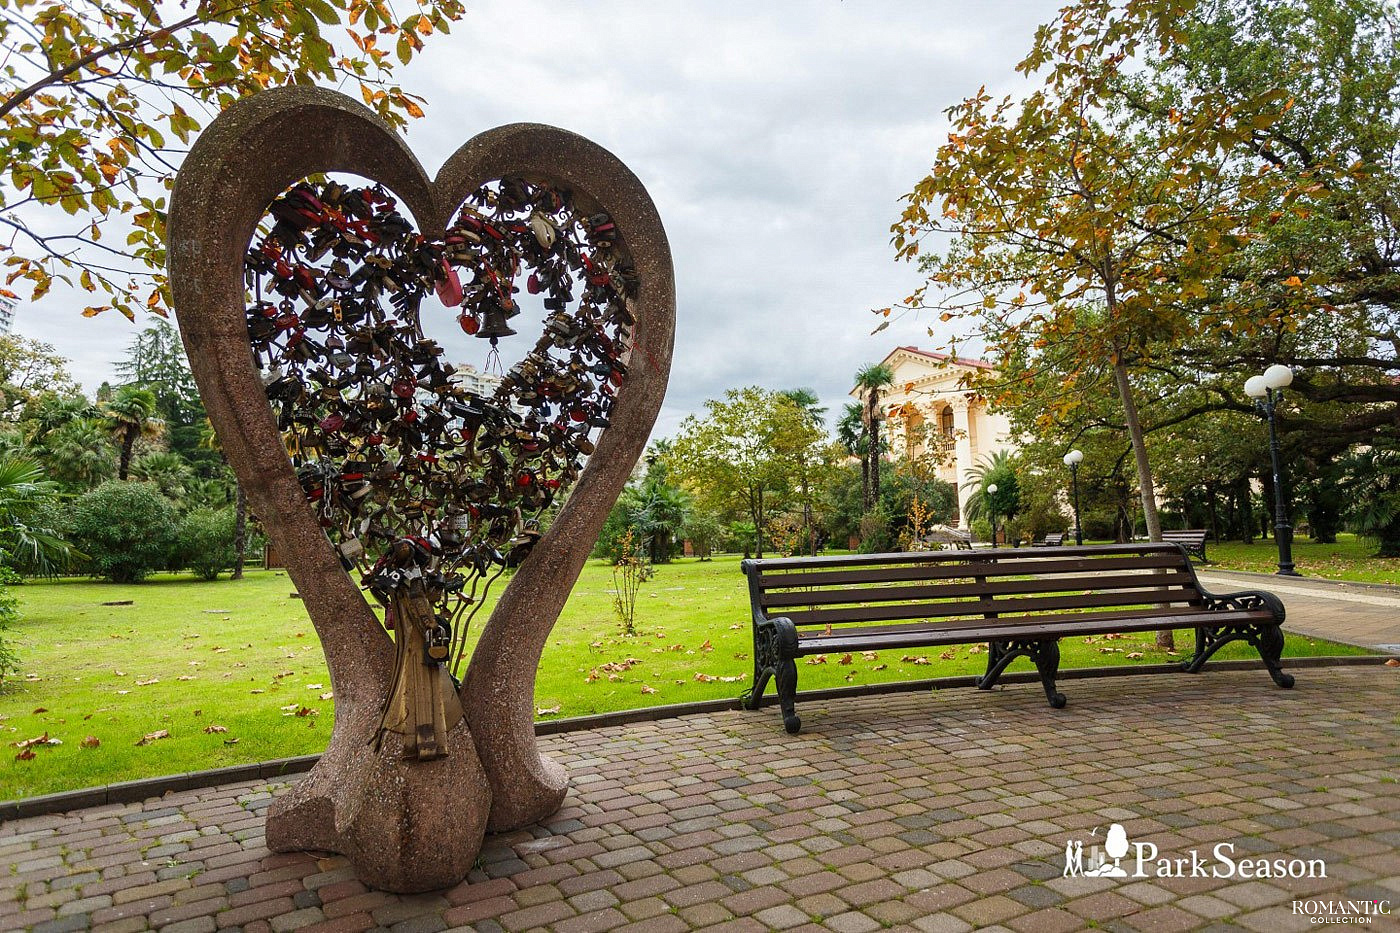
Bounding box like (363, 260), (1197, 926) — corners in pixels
(742, 626), (777, 711)
(1031, 640), (1067, 708)
(978, 641), (1017, 690)
(1183, 623), (1294, 688)
(775, 656), (800, 734)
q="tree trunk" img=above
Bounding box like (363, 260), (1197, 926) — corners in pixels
(1111, 359), (1172, 650)
(755, 486), (765, 558)
(870, 420), (883, 507)
(1238, 475), (1254, 544)
(119, 426), (137, 480)
(232, 481), (247, 580)
(1206, 483), (1220, 542)
(860, 447), (871, 510)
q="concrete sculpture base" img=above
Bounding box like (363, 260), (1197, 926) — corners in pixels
(167, 87), (674, 890)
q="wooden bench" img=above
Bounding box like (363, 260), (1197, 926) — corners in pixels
(740, 543), (1290, 733)
(1162, 529), (1209, 561)
(1035, 532), (1066, 547)
(918, 527), (972, 550)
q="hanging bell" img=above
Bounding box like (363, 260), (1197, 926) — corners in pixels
(476, 305), (517, 344)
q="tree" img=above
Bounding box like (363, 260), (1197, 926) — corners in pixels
(35, 416), (114, 489)
(199, 420), (247, 578)
(131, 450), (193, 501)
(781, 387), (830, 556)
(101, 384), (162, 479)
(0, 0), (468, 320)
(0, 336), (78, 421)
(890, 0), (1297, 552)
(853, 364), (893, 510)
(836, 402), (869, 511)
(959, 450), (1021, 541)
(115, 320), (217, 472)
(173, 507), (239, 580)
(0, 455), (74, 575)
(1340, 444), (1400, 557)
(68, 481), (177, 582)
(668, 387), (825, 558)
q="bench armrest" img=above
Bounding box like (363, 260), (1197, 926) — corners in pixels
(1198, 587), (1285, 624)
(753, 612), (799, 656)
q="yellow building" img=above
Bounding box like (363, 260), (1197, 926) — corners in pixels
(852, 346), (1017, 525)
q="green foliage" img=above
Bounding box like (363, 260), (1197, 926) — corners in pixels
(0, 454), (75, 575)
(960, 450), (1021, 525)
(69, 481), (177, 583)
(0, 336), (79, 421)
(667, 387), (830, 557)
(0, 0), (467, 320)
(173, 508), (238, 581)
(132, 450), (193, 502)
(34, 416), (115, 490)
(857, 507), (892, 554)
(0, 565), (20, 683)
(1340, 445), (1400, 557)
(680, 510), (724, 560)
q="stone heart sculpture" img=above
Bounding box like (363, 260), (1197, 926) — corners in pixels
(167, 87), (674, 892)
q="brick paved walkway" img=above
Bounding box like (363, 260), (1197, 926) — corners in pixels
(2, 666), (1397, 933)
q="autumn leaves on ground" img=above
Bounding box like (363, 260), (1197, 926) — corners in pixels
(0, 555), (1371, 800)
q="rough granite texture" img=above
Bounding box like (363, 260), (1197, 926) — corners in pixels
(166, 86), (675, 892)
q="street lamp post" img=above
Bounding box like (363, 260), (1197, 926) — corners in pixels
(987, 483), (998, 547)
(1244, 364), (1301, 576)
(1063, 449), (1084, 546)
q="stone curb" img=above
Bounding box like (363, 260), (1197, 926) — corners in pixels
(3, 654), (1392, 823)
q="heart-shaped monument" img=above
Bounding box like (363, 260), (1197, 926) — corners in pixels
(168, 87), (674, 892)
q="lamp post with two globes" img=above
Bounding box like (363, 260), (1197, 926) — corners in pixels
(1243, 364), (1301, 576)
(1063, 449), (1084, 545)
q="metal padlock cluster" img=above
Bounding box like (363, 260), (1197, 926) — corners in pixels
(244, 176), (635, 671)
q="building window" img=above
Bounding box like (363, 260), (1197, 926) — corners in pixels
(940, 406), (954, 435)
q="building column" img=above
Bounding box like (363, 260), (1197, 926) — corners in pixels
(952, 397), (974, 525)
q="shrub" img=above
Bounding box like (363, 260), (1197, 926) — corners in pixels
(0, 566), (20, 683)
(69, 481), (178, 583)
(174, 508), (239, 580)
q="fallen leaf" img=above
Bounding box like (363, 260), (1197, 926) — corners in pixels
(1126, 652), (1144, 660)
(294, 706), (317, 717)
(224, 737), (240, 745)
(640, 685), (658, 695)
(838, 653), (853, 665)
(699, 639), (713, 652)
(135, 729), (170, 746)
(177, 675), (195, 681)
(306, 683), (324, 690)
(861, 651), (879, 661)
(31, 707), (46, 714)
(967, 645), (982, 655)
(203, 724), (229, 734)
(113, 670), (126, 676)
(14, 748), (34, 761)
(805, 655), (827, 665)
(116, 690), (130, 695)
(80, 735), (100, 748)
(13, 733), (61, 749)
(535, 705), (561, 716)
(249, 689), (264, 694)
(901, 655), (931, 665)
(871, 664), (888, 671)
(1386, 658), (1400, 667)
(319, 692), (334, 701)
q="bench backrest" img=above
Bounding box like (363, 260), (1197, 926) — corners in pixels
(742, 543), (1202, 630)
(1162, 530), (1207, 543)
(1042, 533), (1065, 546)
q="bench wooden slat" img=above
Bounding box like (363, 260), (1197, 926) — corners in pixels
(755, 553), (1185, 589)
(795, 608), (1272, 654)
(748, 542), (1184, 572)
(759, 571), (1197, 609)
(780, 586), (1203, 627)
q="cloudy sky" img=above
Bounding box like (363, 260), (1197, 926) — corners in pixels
(16, 0), (1058, 438)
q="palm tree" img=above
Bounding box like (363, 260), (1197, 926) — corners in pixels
(959, 450), (1020, 542)
(102, 385), (164, 480)
(132, 451), (194, 501)
(853, 364), (894, 509)
(781, 389), (828, 555)
(622, 478), (691, 563)
(25, 395), (96, 447)
(780, 388), (827, 429)
(0, 456), (76, 576)
(38, 417), (116, 489)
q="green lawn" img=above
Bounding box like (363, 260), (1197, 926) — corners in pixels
(0, 556), (1374, 799)
(1195, 533), (1399, 584)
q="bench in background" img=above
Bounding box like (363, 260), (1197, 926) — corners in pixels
(740, 543), (1290, 733)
